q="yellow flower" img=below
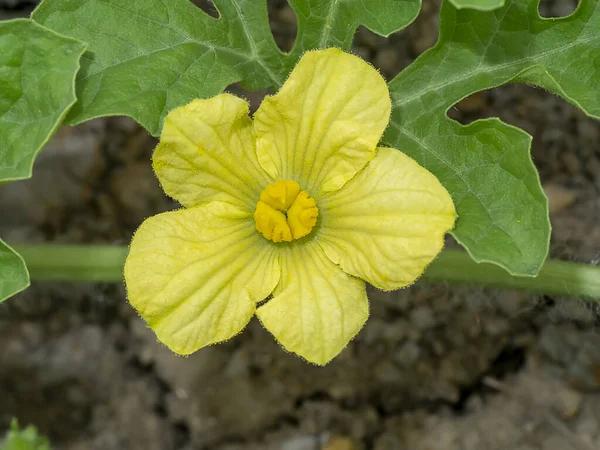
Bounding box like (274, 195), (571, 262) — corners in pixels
(124, 48), (456, 365)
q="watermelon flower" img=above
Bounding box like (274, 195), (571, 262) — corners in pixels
(124, 48), (455, 365)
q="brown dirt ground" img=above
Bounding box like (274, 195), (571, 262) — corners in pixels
(1, 1), (600, 449)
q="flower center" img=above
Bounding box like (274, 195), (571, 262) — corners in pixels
(254, 180), (319, 243)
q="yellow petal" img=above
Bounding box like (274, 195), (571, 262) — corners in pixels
(256, 244), (368, 365)
(153, 94), (271, 209)
(318, 147), (456, 291)
(124, 202), (280, 355)
(254, 48), (391, 195)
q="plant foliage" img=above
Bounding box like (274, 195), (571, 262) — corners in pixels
(0, 240), (28, 303)
(384, 0), (600, 275)
(0, 419), (50, 450)
(32, 0), (420, 135)
(0, 19), (85, 302)
(0, 19), (86, 182)
(0, 0), (599, 302)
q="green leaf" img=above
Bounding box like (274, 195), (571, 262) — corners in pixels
(0, 240), (29, 303)
(0, 419), (50, 450)
(0, 19), (87, 182)
(449, 0), (504, 11)
(32, 0), (285, 135)
(32, 0), (421, 136)
(288, 0), (421, 54)
(385, 0), (600, 276)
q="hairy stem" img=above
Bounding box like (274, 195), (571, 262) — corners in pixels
(11, 245), (600, 301)
(15, 245), (128, 282)
(424, 250), (600, 301)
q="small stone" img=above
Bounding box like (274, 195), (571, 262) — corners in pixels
(410, 306), (436, 330)
(561, 152), (581, 175)
(543, 183), (576, 213)
(431, 339), (446, 356)
(349, 407), (380, 440)
(281, 435), (319, 450)
(322, 436), (358, 450)
(585, 156), (600, 180)
(374, 360), (403, 383)
(554, 387), (583, 418)
(224, 348), (250, 377)
(541, 435), (576, 450)
(382, 320), (409, 343)
(393, 341), (422, 367)
(495, 291), (528, 317)
(537, 325), (575, 364)
(577, 120), (598, 141)
(462, 429), (484, 450)
(374, 433), (403, 450)
(482, 317), (509, 336)
(327, 383), (354, 401)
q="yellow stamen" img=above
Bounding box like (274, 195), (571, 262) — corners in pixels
(254, 180), (319, 242)
(254, 201), (292, 243)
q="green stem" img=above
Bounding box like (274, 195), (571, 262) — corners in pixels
(11, 245), (600, 301)
(15, 245), (128, 282)
(424, 251), (600, 302)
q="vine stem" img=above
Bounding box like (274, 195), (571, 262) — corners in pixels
(11, 245), (600, 301)
(15, 245), (128, 283)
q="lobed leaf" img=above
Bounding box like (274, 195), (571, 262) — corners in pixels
(0, 240), (29, 303)
(32, 0), (421, 136)
(384, 0), (600, 276)
(288, 0), (421, 55)
(0, 19), (83, 303)
(32, 0), (284, 135)
(0, 19), (86, 182)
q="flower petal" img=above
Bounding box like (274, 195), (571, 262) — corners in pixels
(254, 48), (391, 195)
(256, 244), (368, 365)
(318, 147), (456, 291)
(124, 202), (280, 355)
(153, 94), (271, 209)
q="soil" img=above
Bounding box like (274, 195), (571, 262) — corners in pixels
(2, 1), (600, 449)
